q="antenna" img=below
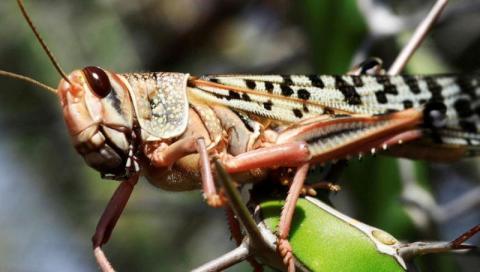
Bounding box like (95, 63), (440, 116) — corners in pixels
(0, 70), (57, 94)
(17, 0), (71, 84)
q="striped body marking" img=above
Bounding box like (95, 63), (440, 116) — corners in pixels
(190, 73), (480, 149)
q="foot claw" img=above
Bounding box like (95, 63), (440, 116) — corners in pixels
(310, 182), (341, 193)
(307, 187), (317, 196)
(301, 187), (307, 195)
(277, 239), (295, 271)
(205, 193), (227, 208)
(328, 184), (341, 192)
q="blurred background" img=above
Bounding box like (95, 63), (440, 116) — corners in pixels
(0, 0), (479, 271)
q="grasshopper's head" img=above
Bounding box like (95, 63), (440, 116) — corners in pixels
(58, 67), (135, 179)
(4, 1), (139, 180)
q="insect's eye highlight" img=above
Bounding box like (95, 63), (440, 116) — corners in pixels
(82, 66), (112, 98)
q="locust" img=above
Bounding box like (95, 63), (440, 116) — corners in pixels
(2, 1), (480, 271)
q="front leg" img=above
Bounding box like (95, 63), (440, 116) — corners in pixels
(92, 174), (139, 272)
(147, 137), (226, 207)
(196, 137), (227, 207)
(148, 137), (198, 168)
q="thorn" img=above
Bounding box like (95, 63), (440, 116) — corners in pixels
(382, 143), (388, 150)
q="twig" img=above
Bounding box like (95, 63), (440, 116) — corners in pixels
(191, 243), (250, 272)
(214, 159), (267, 248)
(388, 0), (449, 75)
(399, 224), (480, 259)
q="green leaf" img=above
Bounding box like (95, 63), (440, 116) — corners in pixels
(260, 198), (405, 272)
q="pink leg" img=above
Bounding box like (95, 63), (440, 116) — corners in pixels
(149, 137), (198, 168)
(196, 137), (226, 207)
(92, 174), (139, 272)
(278, 163), (310, 272)
(224, 142), (310, 173)
(150, 137), (225, 207)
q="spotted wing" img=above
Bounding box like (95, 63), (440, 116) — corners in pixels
(189, 73), (480, 148)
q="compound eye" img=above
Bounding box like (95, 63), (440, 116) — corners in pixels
(82, 66), (112, 98)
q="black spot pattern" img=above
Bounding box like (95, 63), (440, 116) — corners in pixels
(352, 76), (364, 87)
(201, 74), (480, 150)
(375, 92), (388, 104)
(308, 75), (325, 88)
(227, 90), (241, 100)
(372, 75), (400, 104)
(265, 82), (274, 93)
(245, 80), (256, 90)
(376, 76), (398, 94)
(303, 104), (309, 113)
(403, 75), (421, 94)
(297, 89), (311, 100)
(281, 85), (294, 96)
(403, 100), (413, 109)
(456, 76), (477, 99)
(282, 75), (294, 85)
(426, 77), (443, 101)
(335, 76), (362, 105)
(263, 100), (273, 110)
(242, 93), (252, 102)
(454, 99), (473, 118)
(293, 109), (303, 118)
(209, 78), (220, 84)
